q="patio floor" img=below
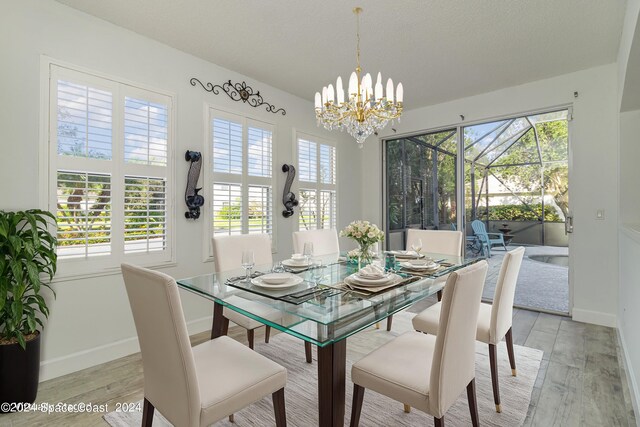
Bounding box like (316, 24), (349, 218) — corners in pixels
(481, 245), (569, 314)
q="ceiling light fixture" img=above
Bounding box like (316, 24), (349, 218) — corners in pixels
(314, 7), (403, 148)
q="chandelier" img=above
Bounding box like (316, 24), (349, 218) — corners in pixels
(314, 7), (403, 148)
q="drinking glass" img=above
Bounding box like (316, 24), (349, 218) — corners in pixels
(310, 259), (325, 285)
(241, 250), (255, 282)
(411, 238), (423, 254)
(303, 242), (314, 264)
(272, 261), (285, 273)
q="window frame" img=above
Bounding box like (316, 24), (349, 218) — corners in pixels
(295, 131), (338, 231)
(41, 59), (176, 279)
(203, 106), (277, 261)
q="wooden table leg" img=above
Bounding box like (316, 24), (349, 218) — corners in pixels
(211, 302), (225, 340)
(317, 340), (347, 427)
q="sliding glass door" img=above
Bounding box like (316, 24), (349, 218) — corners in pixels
(384, 128), (458, 250)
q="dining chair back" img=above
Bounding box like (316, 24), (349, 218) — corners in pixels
(121, 263), (201, 426)
(212, 233), (273, 272)
(211, 234), (281, 350)
(292, 228), (340, 255)
(490, 246), (525, 343)
(406, 229), (463, 256)
(429, 260), (488, 417)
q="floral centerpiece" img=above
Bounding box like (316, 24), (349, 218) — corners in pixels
(340, 220), (384, 265)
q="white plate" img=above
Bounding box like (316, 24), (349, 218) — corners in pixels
(251, 275), (304, 289)
(400, 261), (439, 270)
(345, 273), (401, 287)
(389, 250), (425, 259)
(282, 259), (310, 268)
(260, 272), (294, 284)
(346, 272), (393, 286)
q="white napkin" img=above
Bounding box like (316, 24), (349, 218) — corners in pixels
(358, 263), (385, 278)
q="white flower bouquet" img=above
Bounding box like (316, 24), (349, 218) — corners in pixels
(340, 220), (384, 264)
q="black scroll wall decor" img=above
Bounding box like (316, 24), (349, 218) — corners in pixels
(185, 151), (204, 220)
(282, 164), (298, 218)
(190, 78), (286, 116)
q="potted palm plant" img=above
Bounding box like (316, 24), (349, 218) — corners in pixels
(0, 209), (57, 409)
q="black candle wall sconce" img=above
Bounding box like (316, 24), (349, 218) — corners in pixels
(282, 164), (298, 218)
(185, 151), (204, 220)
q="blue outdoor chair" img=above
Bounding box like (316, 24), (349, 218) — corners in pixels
(471, 220), (507, 257)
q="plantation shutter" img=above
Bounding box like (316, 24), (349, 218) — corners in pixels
(297, 134), (337, 230)
(210, 110), (274, 238)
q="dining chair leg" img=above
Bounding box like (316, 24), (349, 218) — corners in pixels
(386, 315), (393, 331)
(272, 387), (287, 427)
(142, 398), (154, 427)
(265, 326), (271, 343)
(506, 327), (517, 376)
(349, 384), (365, 427)
(222, 317), (230, 335)
(466, 378), (479, 427)
(247, 329), (255, 350)
(434, 416), (444, 427)
(305, 341), (312, 363)
(489, 343), (501, 412)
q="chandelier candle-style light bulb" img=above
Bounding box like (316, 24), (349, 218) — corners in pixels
(314, 7), (403, 147)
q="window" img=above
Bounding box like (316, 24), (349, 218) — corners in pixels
(297, 134), (337, 230)
(48, 65), (174, 273)
(209, 109), (274, 239)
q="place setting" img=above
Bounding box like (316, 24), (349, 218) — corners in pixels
(281, 253), (312, 272)
(341, 263), (417, 294)
(397, 257), (444, 276)
(385, 238), (425, 260)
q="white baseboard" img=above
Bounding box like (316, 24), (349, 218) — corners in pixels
(617, 327), (640, 426)
(39, 315), (213, 382)
(571, 308), (617, 327)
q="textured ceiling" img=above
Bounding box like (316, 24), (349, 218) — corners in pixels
(54, 0), (626, 110)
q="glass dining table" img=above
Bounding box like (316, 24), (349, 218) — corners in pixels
(177, 252), (480, 427)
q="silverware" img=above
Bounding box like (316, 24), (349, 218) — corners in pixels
(288, 285), (321, 299)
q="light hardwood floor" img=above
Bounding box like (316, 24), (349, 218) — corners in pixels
(1, 301), (636, 426)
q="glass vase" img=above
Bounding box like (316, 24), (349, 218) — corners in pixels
(358, 242), (374, 267)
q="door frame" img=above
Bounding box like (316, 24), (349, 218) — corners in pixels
(381, 103), (574, 315)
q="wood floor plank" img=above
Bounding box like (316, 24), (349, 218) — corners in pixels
(531, 312), (562, 335)
(532, 361), (583, 427)
(512, 309), (539, 345)
(525, 330), (557, 361)
(551, 324), (586, 369)
(584, 323), (617, 358)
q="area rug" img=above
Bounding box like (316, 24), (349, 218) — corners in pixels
(104, 312), (542, 426)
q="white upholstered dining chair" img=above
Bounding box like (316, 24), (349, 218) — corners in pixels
(121, 263), (288, 427)
(350, 260), (488, 427)
(212, 234), (313, 363)
(412, 246), (525, 413)
(405, 229), (463, 256)
(385, 229), (464, 332)
(212, 234), (281, 349)
(292, 228), (340, 255)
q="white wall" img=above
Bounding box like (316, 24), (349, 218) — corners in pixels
(362, 64), (620, 327)
(618, 227), (640, 421)
(0, 0), (362, 380)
